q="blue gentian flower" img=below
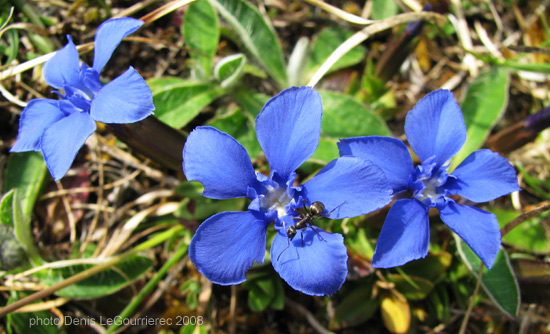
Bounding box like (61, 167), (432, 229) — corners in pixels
(338, 89), (519, 269)
(183, 87), (392, 296)
(10, 18), (154, 180)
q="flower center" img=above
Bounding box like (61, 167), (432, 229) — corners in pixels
(261, 185), (292, 217)
(65, 88), (93, 110)
(59, 65), (103, 113)
(410, 162), (451, 207)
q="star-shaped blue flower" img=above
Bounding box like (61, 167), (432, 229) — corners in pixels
(338, 89), (520, 269)
(10, 18), (154, 180)
(183, 87), (392, 296)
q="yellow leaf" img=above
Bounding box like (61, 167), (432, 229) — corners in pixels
(380, 292), (411, 334)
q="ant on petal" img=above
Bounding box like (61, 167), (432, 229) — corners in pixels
(277, 200), (346, 261)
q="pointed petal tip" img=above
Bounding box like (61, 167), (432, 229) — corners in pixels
(255, 86), (323, 179)
(440, 202), (501, 269)
(371, 199), (430, 268)
(450, 149), (520, 203)
(90, 67), (154, 123)
(11, 99), (66, 153)
(43, 36), (80, 89)
(93, 18), (144, 72)
(41, 112), (96, 181)
(405, 89), (466, 167)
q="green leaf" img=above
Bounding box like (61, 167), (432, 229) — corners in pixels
(401, 251), (453, 281)
(0, 224), (27, 270)
(299, 138), (339, 174)
(175, 181), (205, 199)
(320, 91), (391, 138)
(181, 279), (201, 310)
(359, 59), (391, 104)
(232, 87), (269, 119)
(270, 276), (284, 310)
(516, 163), (550, 199)
(247, 280), (272, 312)
(36, 255), (153, 299)
(148, 78), (225, 128)
(455, 237), (520, 317)
(181, 324), (208, 334)
(0, 190), (15, 227)
(181, 278), (201, 294)
(346, 228), (375, 259)
(497, 59), (550, 73)
(183, 0), (219, 79)
(451, 67), (510, 169)
(371, 0), (400, 20)
(330, 281), (379, 329)
(4, 151), (48, 265)
(208, 0), (288, 87)
(243, 273), (284, 311)
(208, 106), (261, 158)
(305, 27), (367, 81)
(8, 308), (61, 334)
(214, 53), (247, 88)
(426, 284), (451, 322)
(5, 151), (48, 221)
(11, 190), (40, 264)
(0, 189), (42, 265)
(493, 208), (549, 253)
(176, 196), (245, 221)
(387, 273), (435, 301)
(5, 29), (19, 65)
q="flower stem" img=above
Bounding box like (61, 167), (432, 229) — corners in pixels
(487, 106), (550, 154)
(458, 263), (484, 334)
(105, 116), (186, 175)
(501, 201), (550, 237)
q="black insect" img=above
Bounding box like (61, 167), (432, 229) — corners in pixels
(277, 200), (346, 261)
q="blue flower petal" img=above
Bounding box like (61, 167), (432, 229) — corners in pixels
(447, 149), (519, 203)
(440, 201), (500, 269)
(338, 136), (414, 193)
(372, 199), (430, 268)
(272, 227), (347, 296)
(189, 211), (269, 285)
(405, 90), (466, 167)
(43, 36), (80, 89)
(255, 87), (322, 180)
(90, 67), (154, 123)
(41, 111), (96, 181)
(301, 156), (392, 219)
(10, 99), (66, 152)
(92, 18), (144, 73)
(183, 127), (258, 199)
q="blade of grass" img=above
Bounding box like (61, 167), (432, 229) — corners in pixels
(106, 241), (188, 333)
(139, 0), (195, 24)
(307, 11), (446, 87)
(0, 225), (183, 316)
(304, 0), (374, 25)
(0, 0), (194, 80)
